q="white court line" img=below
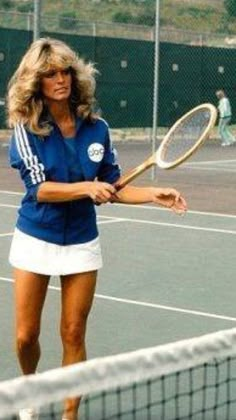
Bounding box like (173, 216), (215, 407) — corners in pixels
(183, 166), (236, 173)
(185, 159), (236, 166)
(99, 215), (236, 235)
(0, 202), (236, 232)
(98, 218), (126, 225)
(0, 276), (236, 323)
(107, 203), (236, 219)
(181, 158), (236, 171)
(0, 213), (234, 235)
(0, 193), (236, 219)
(0, 190), (22, 195)
(0, 204), (18, 209)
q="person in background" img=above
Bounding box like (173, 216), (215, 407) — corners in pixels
(215, 89), (236, 146)
(6, 37), (187, 420)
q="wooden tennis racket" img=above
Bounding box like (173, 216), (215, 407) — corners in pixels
(115, 103), (217, 191)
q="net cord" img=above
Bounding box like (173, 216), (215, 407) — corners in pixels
(0, 327), (236, 416)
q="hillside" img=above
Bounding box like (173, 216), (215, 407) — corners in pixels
(1, 0), (236, 35)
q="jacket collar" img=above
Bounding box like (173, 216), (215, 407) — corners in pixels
(39, 110), (85, 135)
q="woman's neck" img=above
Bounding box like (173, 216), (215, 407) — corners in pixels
(47, 100), (70, 121)
(47, 101), (76, 138)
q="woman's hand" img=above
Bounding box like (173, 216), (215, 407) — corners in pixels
(111, 184), (187, 214)
(87, 181), (116, 204)
(151, 187), (187, 215)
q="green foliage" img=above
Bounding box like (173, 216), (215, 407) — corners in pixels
(59, 11), (77, 30)
(16, 2), (34, 13)
(224, 0), (236, 17)
(136, 10), (155, 26)
(0, 0), (13, 9)
(112, 9), (155, 26)
(112, 11), (134, 24)
(0, 0), (233, 35)
(179, 6), (215, 19)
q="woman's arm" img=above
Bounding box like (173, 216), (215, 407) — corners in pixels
(111, 185), (187, 214)
(37, 181), (116, 203)
(37, 181), (187, 214)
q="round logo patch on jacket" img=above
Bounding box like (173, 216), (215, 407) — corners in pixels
(87, 143), (105, 162)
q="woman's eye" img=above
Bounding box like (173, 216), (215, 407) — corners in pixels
(44, 68), (70, 78)
(45, 71), (57, 78)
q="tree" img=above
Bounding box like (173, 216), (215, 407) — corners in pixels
(224, 0), (236, 17)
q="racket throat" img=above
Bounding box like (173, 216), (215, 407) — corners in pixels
(115, 156), (155, 191)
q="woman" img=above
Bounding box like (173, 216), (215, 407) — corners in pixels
(6, 38), (187, 420)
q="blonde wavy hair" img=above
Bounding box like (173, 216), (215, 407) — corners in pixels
(6, 37), (98, 135)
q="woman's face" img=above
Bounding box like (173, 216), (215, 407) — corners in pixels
(40, 67), (72, 103)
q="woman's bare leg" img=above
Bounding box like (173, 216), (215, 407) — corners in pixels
(60, 270), (97, 419)
(14, 268), (49, 374)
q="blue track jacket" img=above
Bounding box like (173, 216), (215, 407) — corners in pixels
(9, 117), (121, 245)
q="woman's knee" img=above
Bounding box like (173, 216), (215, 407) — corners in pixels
(16, 328), (40, 352)
(61, 319), (87, 348)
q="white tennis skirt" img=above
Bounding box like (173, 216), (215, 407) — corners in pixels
(9, 228), (103, 276)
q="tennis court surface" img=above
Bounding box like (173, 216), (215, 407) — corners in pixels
(0, 139), (236, 418)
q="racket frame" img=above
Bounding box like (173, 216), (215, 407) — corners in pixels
(156, 103), (217, 169)
(115, 103), (217, 190)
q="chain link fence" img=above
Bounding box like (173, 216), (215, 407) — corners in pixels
(1, 8), (236, 145)
(2, 9), (236, 45)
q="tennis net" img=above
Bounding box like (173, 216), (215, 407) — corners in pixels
(1, 327), (236, 419)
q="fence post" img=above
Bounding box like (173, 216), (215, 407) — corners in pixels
(33, 0), (41, 41)
(151, 0), (160, 181)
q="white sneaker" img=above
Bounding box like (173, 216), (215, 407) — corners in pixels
(19, 408), (39, 420)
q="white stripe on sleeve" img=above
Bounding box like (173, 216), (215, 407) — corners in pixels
(14, 124), (46, 185)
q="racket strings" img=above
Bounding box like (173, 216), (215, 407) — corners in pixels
(163, 110), (211, 163)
